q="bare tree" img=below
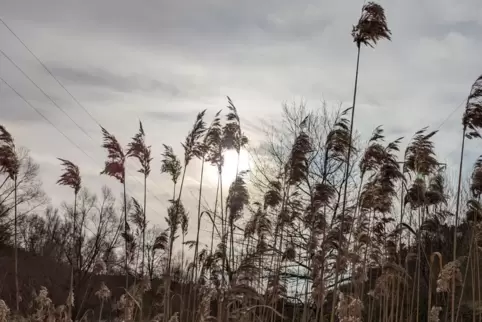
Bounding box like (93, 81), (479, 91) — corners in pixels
(61, 187), (121, 317)
(0, 148), (46, 224)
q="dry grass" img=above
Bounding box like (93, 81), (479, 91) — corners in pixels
(2, 2), (482, 322)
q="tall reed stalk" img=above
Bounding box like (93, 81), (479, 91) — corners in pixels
(127, 121), (152, 277)
(100, 126), (129, 289)
(57, 158), (81, 320)
(454, 74), (482, 322)
(331, 4), (391, 320)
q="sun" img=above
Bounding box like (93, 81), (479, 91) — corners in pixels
(204, 148), (251, 189)
(206, 149), (251, 186)
(221, 149), (250, 184)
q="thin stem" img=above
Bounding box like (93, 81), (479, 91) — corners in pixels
(98, 299), (104, 322)
(69, 191), (78, 320)
(452, 127), (466, 322)
(123, 177), (128, 290)
(142, 174), (147, 276)
(210, 176), (221, 256)
(194, 157), (206, 279)
(140, 173), (147, 322)
(14, 174), (19, 312)
(166, 163), (187, 322)
(330, 44), (361, 322)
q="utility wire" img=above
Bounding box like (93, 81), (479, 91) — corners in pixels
(0, 76), (163, 217)
(0, 76), (92, 159)
(0, 17), (101, 126)
(0, 48), (93, 140)
(436, 98), (466, 131)
(0, 18), (176, 201)
(0, 47), (168, 209)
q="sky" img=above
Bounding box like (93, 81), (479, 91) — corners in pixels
(1, 0), (482, 245)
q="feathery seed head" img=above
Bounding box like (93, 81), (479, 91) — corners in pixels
(130, 197), (146, 230)
(0, 126), (19, 180)
(183, 110), (207, 164)
(352, 2), (391, 48)
(227, 171), (250, 224)
(336, 292), (363, 322)
(100, 127), (126, 183)
(161, 144), (182, 184)
(471, 156), (482, 197)
(437, 259), (463, 293)
(0, 300), (9, 322)
(285, 131), (311, 185)
(429, 306), (442, 322)
(127, 121), (152, 176)
(404, 128), (439, 176)
(463, 75), (482, 138)
(0, 145), (19, 180)
(57, 158), (81, 194)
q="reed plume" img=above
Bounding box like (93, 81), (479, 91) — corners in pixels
(57, 159), (81, 194)
(182, 110), (207, 168)
(127, 121), (152, 277)
(403, 128), (439, 176)
(226, 170), (250, 274)
(0, 126), (19, 181)
(360, 136), (403, 213)
(470, 156), (482, 197)
(167, 111), (206, 319)
(452, 75), (482, 322)
(194, 110), (222, 281)
(161, 144), (182, 199)
(285, 131), (311, 185)
(205, 111), (226, 261)
(130, 197), (146, 233)
(222, 98), (248, 276)
(352, 2), (391, 48)
(223, 97), (248, 155)
(100, 127), (126, 183)
(333, 6), (390, 303)
(100, 126), (129, 289)
(57, 158), (81, 320)
(403, 127), (441, 322)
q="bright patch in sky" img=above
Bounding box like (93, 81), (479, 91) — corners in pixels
(221, 150), (251, 185)
(205, 149), (251, 188)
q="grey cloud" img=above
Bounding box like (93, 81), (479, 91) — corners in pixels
(243, 118), (265, 136)
(143, 110), (193, 123)
(1, 93), (44, 122)
(48, 66), (180, 96)
(0, 0), (352, 54)
(2, 0), (482, 221)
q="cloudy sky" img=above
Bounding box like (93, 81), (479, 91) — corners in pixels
(1, 0), (482, 242)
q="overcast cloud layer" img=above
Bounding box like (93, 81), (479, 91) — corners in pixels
(1, 0), (482, 243)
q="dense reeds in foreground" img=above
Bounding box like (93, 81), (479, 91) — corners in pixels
(2, 2), (482, 322)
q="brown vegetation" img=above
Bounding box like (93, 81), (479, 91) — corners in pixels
(2, 2), (482, 322)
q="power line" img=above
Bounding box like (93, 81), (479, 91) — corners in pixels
(0, 45), (169, 209)
(0, 18), (175, 201)
(0, 17), (101, 126)
(0, 18), (283, 251)
(0, 76), (163, 217)
(0, 48), (94, 140)
(0, 76), (93, 159)
(436, 98), (466, 131)
(0, 18), (189, 202)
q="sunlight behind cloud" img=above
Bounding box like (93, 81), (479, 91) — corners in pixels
(205, 149), (251, 187)
(222, 149), (251, 185)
